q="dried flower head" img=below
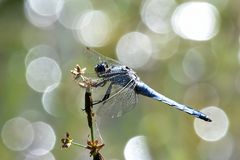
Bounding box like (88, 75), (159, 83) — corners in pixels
(61, 132), (73, 149)
(86, 140), (105, 157)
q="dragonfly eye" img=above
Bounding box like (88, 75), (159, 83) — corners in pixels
(95, 63), (107, 74)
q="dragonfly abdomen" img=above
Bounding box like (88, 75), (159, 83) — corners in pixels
(135, 81), (175, 103)
(135, 82), (211, 122)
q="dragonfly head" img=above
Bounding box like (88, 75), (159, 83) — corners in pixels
(95, 62), (108, 76)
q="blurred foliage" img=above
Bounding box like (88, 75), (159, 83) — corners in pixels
(0, 0), (240, 160)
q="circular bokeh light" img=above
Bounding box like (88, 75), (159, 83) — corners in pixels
(25, 152), (55, 160)
(124, 135), (152, 160)
(75, 10), (112, 47)
(171, 2), (220, 41)
(1, 117), (34, 151)
(42, 83), (67, 117)
(24, 0), (62, 28)
(26, 57), (61, 93)
(194, 106), (229, 141)
(58, 0), (93, 29)
(27, 0), (63, 16)
(28, 121), (56, 155)
(116, 32), (152, 69)
(25, 44), (59, 67)
(141, 0), (176, 34)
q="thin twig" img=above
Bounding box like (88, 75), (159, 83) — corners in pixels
(61, 64), (105, 160)
(85, 86), (95, 142)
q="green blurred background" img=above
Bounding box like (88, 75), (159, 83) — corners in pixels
(0, 0), (239, 160)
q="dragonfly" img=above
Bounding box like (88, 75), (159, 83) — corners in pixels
(72, 47), (212, 122)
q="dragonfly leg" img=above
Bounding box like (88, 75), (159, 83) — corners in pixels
(102, 83), (113, 103)
(91, 79), (107, 88)
(93, 82), (113, 105)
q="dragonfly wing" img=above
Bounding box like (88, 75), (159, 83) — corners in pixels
(78, 47), (139, 117)
(72, 47), (116, 76)
(81, 47), (122, 69)
(96, 80), (138, 118)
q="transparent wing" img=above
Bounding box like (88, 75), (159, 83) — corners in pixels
(84, 47), (121, 65)
(96, 79), (138, 118)
(77, 47), (139, 117)
(72, 46), (123, 81)
(88, 72), (131, 101)
(79, 47), (122, 73)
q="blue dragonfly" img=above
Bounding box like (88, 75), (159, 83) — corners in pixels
(72, 47), (211, 122)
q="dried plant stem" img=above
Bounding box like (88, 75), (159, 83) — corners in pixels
(85, 87), (95, 142)
(65, 64), (104, 160)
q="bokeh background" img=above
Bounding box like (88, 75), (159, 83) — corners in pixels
(0, 0), (239, 159)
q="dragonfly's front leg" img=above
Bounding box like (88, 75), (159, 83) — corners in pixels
(90, 79), (107, 88)
(93, 82), (113, 105)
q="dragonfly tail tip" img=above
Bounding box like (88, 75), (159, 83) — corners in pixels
(198, 113), (212, 122)
(202, 116), (212, 122)
(207, 118), (212, 122)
